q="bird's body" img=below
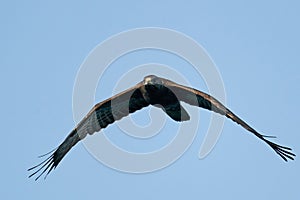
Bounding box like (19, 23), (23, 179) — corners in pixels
(29, 75), (295, 180)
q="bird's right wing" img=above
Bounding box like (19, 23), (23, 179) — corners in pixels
(77, 81), (150, 136)
(165, 80), (295, 161)
(28, 82), (150, 180)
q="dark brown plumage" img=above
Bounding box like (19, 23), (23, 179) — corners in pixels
(28, 75), (295, 180)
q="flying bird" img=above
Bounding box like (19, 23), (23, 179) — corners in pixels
(28, 75), (295, 180)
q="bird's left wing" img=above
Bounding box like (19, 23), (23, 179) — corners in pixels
(28, 82), (149, 180)
(165, 80), (295, 161)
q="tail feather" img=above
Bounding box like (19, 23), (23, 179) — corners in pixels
(159, 103), (190, 122)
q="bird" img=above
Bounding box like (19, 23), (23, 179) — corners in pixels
(28, 75), (295, 180)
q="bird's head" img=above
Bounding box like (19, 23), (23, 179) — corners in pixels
(143, 75), (163, 86)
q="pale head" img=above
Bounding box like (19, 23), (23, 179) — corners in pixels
(143, 75), (163, 86)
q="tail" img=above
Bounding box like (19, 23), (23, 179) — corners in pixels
(28, 129), (80, 180)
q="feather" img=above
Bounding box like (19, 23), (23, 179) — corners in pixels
(29, 75), (295, 180)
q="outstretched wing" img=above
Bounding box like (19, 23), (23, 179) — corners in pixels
(165, 80), (295, 161)
(28, 82), (149, 180)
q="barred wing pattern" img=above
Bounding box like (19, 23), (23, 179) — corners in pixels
(28, 83), (149, 180)
(29, 75), (295, 181)
(167, 81), (295, 161)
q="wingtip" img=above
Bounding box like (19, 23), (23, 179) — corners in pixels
(262, 137), (296, 162)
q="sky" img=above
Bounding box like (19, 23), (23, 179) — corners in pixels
(1, 0), (300, 199)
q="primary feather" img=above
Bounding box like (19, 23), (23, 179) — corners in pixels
(29, 75), (295, 180)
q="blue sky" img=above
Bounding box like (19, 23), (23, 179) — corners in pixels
(2, 0), (300, 199)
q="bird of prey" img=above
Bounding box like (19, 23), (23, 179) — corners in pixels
(28, 75), (295, 180)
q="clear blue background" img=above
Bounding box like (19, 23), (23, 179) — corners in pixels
(2, 0), (299, 199)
